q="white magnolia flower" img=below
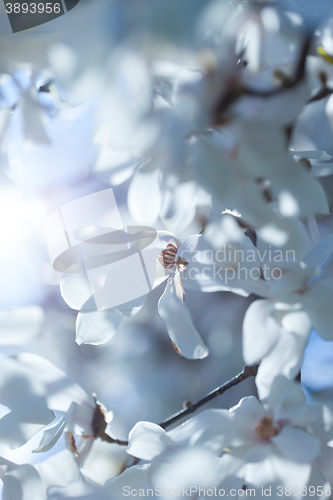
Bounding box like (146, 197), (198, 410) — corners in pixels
(5, 353), (126, 490)
(243, 233), (333, 399)
(15, 354), (114, 455)
(127, 377), (332, 498)
(177, 212), (333, 398)
(178, 214), (312, 296)
(58, 222), (208, 359)
(59, 229), (172, 345)
(2, 0), (333, 496)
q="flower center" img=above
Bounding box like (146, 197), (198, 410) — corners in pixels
(158, 243), (177, 269)
(158, 244), (188, 271)
(255, 417), (279, 440)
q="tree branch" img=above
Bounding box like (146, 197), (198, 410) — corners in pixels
(111, 364), (258, 448)
(158, 364), (258, 430)
(118, 363), (259, 475)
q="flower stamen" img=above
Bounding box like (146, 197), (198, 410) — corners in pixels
(158, 243), (178, 269)
(255, 417), (279, 440)
(158, 244), (188, 271)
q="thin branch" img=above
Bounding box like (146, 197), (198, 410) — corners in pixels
(110, 364), (258, 448)
(118, 364), (258, 476)
(159, 364), (258, 430)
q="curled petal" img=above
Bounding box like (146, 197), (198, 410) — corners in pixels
(158, 278), (209, 359)
(33, 402), (76, 453)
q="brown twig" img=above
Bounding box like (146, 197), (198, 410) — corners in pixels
(158, 364), (259, 430)
(118, 364), (258, 474)
(112, 364), (259, 449)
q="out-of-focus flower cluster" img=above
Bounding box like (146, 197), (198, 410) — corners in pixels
(2, 0), (333, 498)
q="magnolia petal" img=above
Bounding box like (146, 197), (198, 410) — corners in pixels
(80, 438), (127, 486)
(127, 422), (174, 461)
(0, 306), (44, 345)
(115, 295), (146, 318)
(0, 356), (53, 421)
(0, 459), (47, 500)
(314, 445), (333, 487)
(128, 162), (163, 225)
(158, 279), (209, 359)
(0, 356), (54, 455)
(33, 402), (76, 453)
(303, 285), (333, 340)
(167, 398), (263, 457)
(0, 415), (53, 456)
(151, 447), (225, 493)
(278, 180), (329, 217)
(244, 446), (312, 491)
(160, 182), (207, 233)
(179, 235), (233, 294)
(267, 376), (306, 416)
(15, 353), (94, 412)
(255, 327), (309, 401)
(243, 300), (281, 365)
(36, 449), (81, 490)
(94, 145), (140, 186)
(310, 162), (333, 177)
(281, 310), (312, 337)
(167, 409), (231, 453)
(228, 396), (265, 447)
(179, 220), (264, 297)
(275, 167), (330, 217)
(272, 427), (321, 463)
(76, 299), (124, 346)
(60, 273), (93, 311)
(103, 464), (150, 498)
(168, 399), (263, 453)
